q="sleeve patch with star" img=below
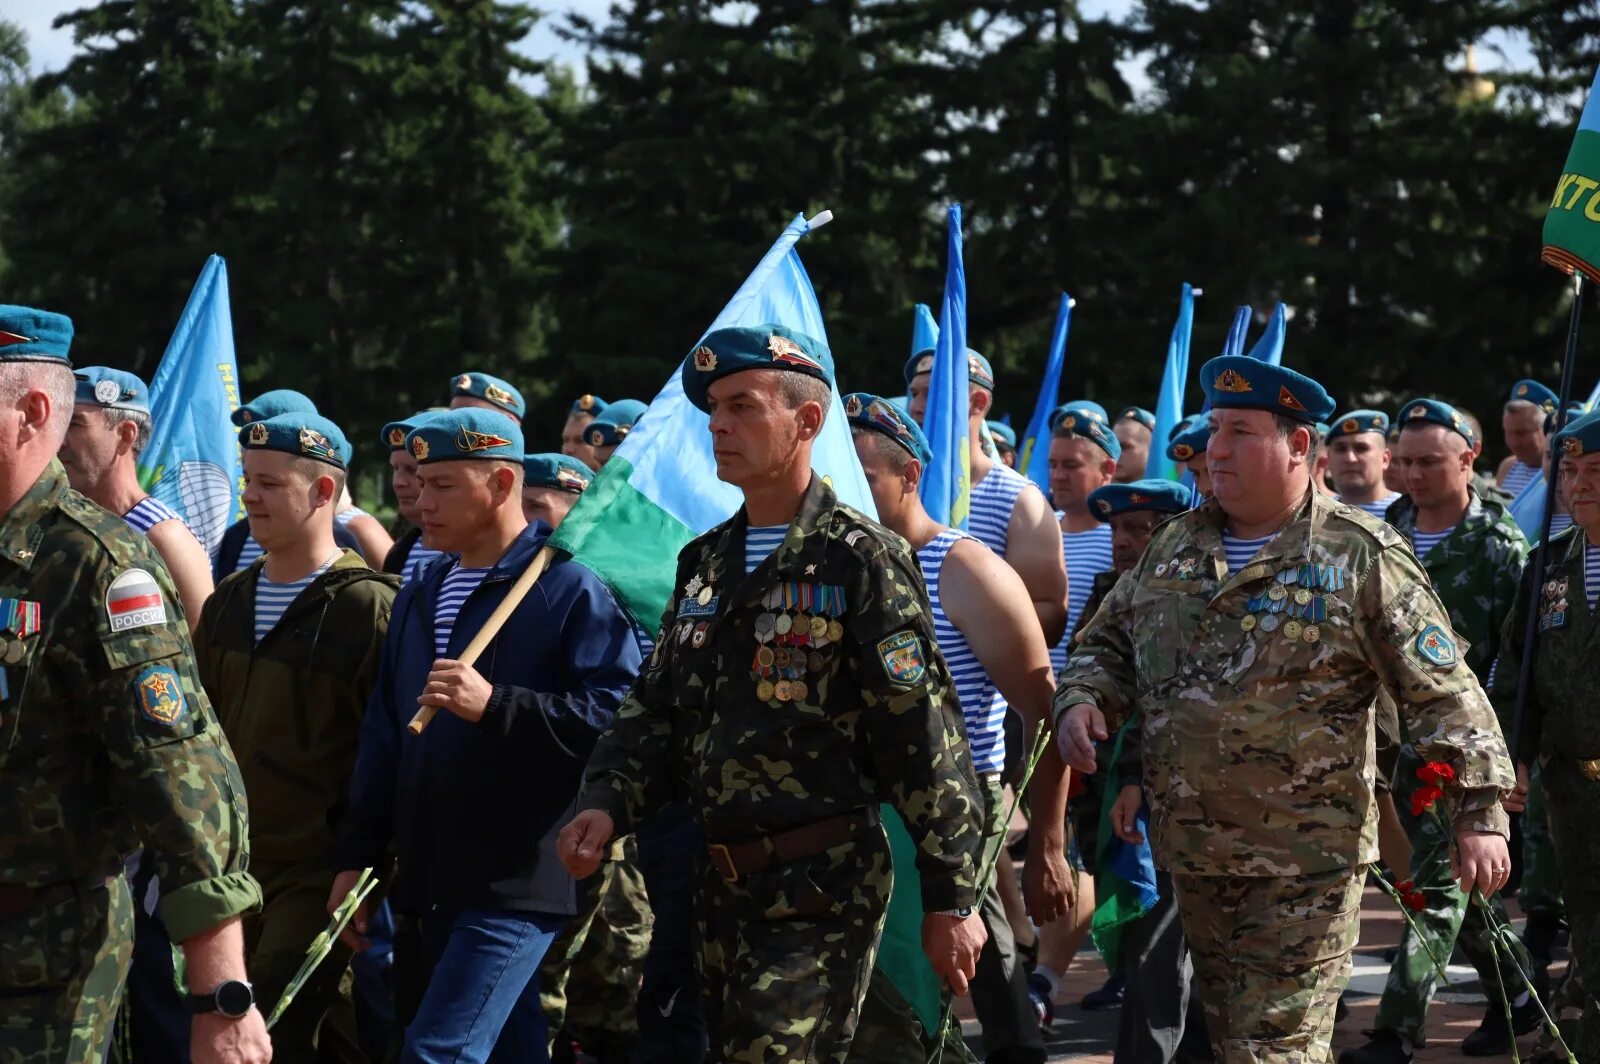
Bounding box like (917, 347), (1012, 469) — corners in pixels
(135, 665), (188, 725)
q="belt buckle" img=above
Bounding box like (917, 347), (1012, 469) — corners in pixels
(1579, 758), (1600, 782)
(707, 843), (739, 883)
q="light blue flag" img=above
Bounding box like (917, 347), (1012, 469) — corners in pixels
(1019, 293), (1073, 496)
(920, 205), (971, 528)
(1510, 475), (1551, 542)
(137, 255), (244, 554)
(1246, 303), (1287, 365)
(1144, 283), (1197, 480)
(910, 303), (939, 359)
(1224, 305), (1252, 358)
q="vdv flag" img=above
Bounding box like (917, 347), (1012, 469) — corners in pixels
(1246, 303), (1287, 365)
(920, 204), (971, 528)
(137, 255), (244, 554)
(1543, 65), (1600, 279)
(1019, 294), (1073, 496)
(1224, 305), (1252, 358)
(1144, 283), (1197, 480)
(909, 303), (939, 361)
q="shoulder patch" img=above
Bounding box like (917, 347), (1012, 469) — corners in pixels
(877, 630), (927, 686)
(1414, 625), (1457, 668)
(106, 568), (168, 633)
(135, 665), (187, 725)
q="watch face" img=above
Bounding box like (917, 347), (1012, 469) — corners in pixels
(216, 980), (254, 1018)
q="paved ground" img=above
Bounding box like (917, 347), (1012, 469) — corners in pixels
(956, 886), (1567, 1063)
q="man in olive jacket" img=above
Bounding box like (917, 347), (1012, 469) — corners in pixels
(194, 412), (398, 1061)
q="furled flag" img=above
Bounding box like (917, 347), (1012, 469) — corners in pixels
(1543, 65), (1600, 279)
(1090, 720), (1161, 971)
(919, 204), (972, 528)
(137, 255), (245, 554)
(1144, 283), (1197, 480)
(1223, 304), (1252, 358)
(909, 302), (939, 361)
(1019, 293), (1073, 496)
(1246, 303), (1287, 365)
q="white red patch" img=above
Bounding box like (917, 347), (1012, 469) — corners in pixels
(106, 568), (167, 633)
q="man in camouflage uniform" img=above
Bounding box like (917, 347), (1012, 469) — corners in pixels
(1342, 399), (1533, 1063)
(0, 304), (270, 1063)
(1056, 356), (1515, 1064)
(1493, 409), (1600, 1064)
(561, 324), (987, 1063)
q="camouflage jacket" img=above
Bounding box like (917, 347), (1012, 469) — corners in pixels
(1386, 487), (1527, 686)
(1072, 569), (1122, 648)
(1491, 527), (1600, 768)
(0, 460), (260, 941)
(1056, 487), (1513, 877)
(580, 475), (983, 911)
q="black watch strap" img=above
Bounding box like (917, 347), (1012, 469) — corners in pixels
(187, 979), (254, 1018)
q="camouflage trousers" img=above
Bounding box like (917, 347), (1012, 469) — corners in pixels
(1373, 767), (1527, 1045)
(846, 965), (975, 1064)
(244, 860), (363, 1064)
(1520, 763), (1565, 923)
(699, 814), (891, 1063)
(0, 874), (133, 1063)
(1544, 760), (1600, 1062)
(542, 836), (652, 1054)
(1172, 867), (1363, 1064)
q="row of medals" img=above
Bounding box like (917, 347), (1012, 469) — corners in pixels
(752, 585), (845, 703)
(1239, 566), (1343, 644)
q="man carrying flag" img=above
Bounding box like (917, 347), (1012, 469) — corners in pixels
(561, 325), (987, 1063)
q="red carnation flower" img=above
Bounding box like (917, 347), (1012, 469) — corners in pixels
(1417, 761), (1457, 785)
(1410, 784), (1444, 818)
(1394, 880), (1415, 894)
(1404, 890), (1427, 912)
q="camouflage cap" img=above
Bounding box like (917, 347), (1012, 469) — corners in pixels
(0, 304), (74, 365)
(407, 407), (523, 464)
(233, 389), (316, 427)
(1088, 479), (1192, 521)
(239, 412), (351, 469)
(74, 366), (149, 413)
(1398, 398), (1476, 449)
(844, 391), (933, 465)
(451, 371), (526, 419)
(680, 324), (834, 414)
(522, 452), (593, 493)
(1200, 355), (1335, 425)
(585, 398), (648, 449)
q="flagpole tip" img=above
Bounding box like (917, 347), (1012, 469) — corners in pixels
(1068, 298), (1077, 308)
(806, 210), (834, 230)
(1192, 287), (1204, 297)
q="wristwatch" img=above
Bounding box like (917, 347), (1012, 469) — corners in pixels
(187, 979), (254, 1019)
(930, 906), (975, 918)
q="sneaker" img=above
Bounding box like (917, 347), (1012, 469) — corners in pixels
(1026, 971), (1055, 1029)
(1338, 1030), (1411, 1064)
(1080, 974), (1125, 1011)
(1461, 999), (1541, 1057)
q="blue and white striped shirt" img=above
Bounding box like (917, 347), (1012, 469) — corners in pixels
(1502, 461), (1540, 499)
(123, 496), (181, 535)
(1221, 532), (1274, 574)
(745, 525), (789, 576)
(1549, 512), (1574, 539)
(968, 464), (1033, 558)
(235, 534), (266, 572)
(1410, 526), (1455, 561)
(404, 539), (446, 585)
(918, 530), (1004, 775)
(1342, 493), (1400, 522)
(334, 506), (370, 530)
(1587, 540), (1600, 611)
(435, 565), (492, 657)
(1051, 523), (1114, 672)
(254, 558), (335, 645)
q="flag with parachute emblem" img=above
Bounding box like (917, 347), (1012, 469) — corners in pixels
(137, 255), (244, 554)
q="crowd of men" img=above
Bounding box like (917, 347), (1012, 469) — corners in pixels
(0, 295), (1593, 1064)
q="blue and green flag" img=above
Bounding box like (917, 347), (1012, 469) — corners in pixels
(1544, 65), (1600, 279)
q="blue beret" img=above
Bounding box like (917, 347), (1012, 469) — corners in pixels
(451, 372), (525, 419)
(1088, 479), (1192, 521)
(570, 393), (608, 418)
(1397, 398), (1476, 449)
(74, 367), (149, 413)
(1166, 416), (1211, 462)
(233, 389), (316, 427)
(985, 420), (1017, 449)
(1510, 379), (1559, 413)
(904, 347), (995, 392)
(1546, 401), (1586, 436)
(844, 392), (934, 466)
(681, 324), (834, 414)
(0, 304), (74, 365)
(1049, 400), (1109, 431)
(406, 408), (524, 464)
(1116, 406), (1156, 429)
(1200, 355), (1335, 424)
(381, 411), (443, 451)
(1555, 409), (1600, 459)
(1050, 402), (1121, 461)
(585, 398), (648, 448)
(1330, 409), (1389, 438)
(239, 413), (351, 469)
(522, 452), (593, 493)
(1315, 421), (1332, 438)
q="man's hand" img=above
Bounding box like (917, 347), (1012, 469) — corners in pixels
(558, 810), (615, 879)
(1453, 829), (1512, 898)
(416, 659), (493, 723)
(921, 911), (987, 995)
(326, 870), (371, 952)
(1056, 702), (1107, 774)
(191, 1009), (272, 1064)
(1110, 784), (1146, 845)
(1022, 835), (1075, 925)
(1504, 763), (1530, 814)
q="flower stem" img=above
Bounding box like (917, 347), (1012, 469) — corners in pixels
(1370, 874), (1453, 987)
(265, 868), (377, 1031)
(1472, 891), (1578, 1064)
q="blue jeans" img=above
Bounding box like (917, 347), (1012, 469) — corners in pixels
(402, 908), (566, 1064)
